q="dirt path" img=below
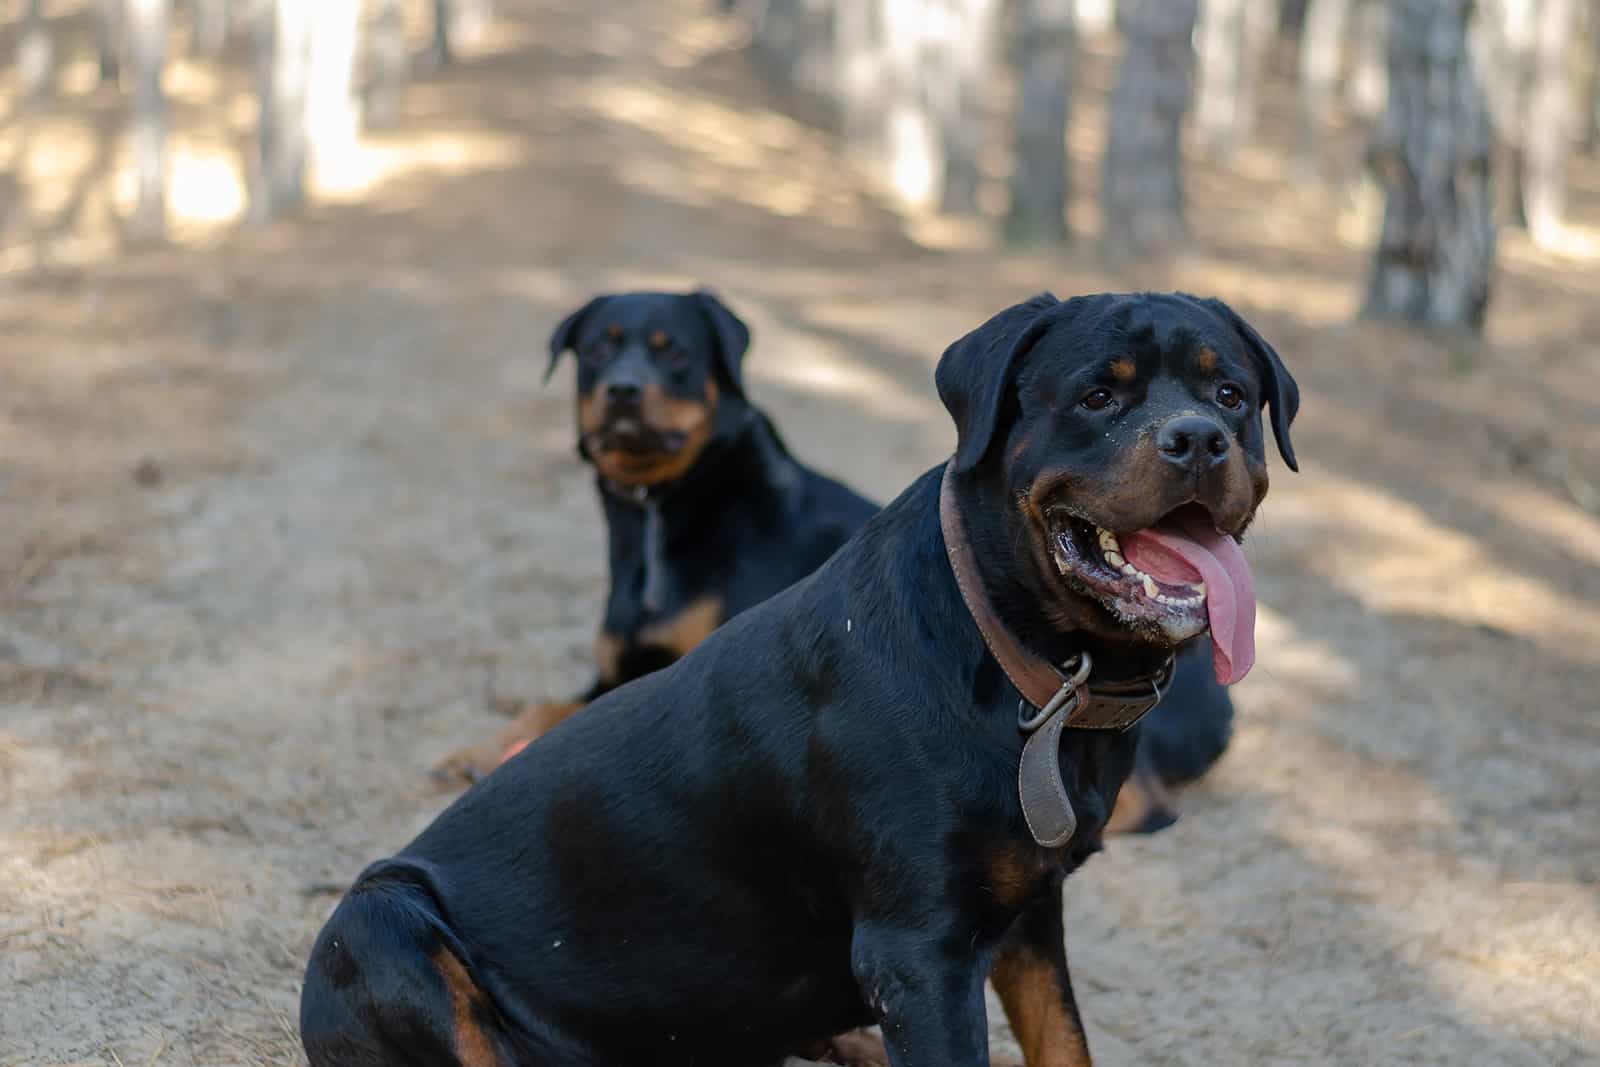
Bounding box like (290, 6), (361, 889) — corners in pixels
(3, 2), (1598, 1063)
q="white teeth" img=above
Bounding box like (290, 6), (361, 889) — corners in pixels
(1097, 529), (1121, 553)
(1142, 575), (1159, 598)
(1120, 563), (1138, 577)
(1105, 550), (1126, 568)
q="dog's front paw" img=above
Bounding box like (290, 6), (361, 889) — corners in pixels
(430, 742), (502, 788)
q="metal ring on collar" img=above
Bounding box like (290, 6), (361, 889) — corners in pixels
(1017, 651), (1093, 732)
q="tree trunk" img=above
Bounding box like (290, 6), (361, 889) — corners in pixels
(1293, 0), (1353, 177)
(1075, 0), (1116, 36)
(253, 0), (313, 222)
(1006, 0), (1076, 243)
(190, 0), (229, 56)
(96, 0), (125, 86)
(128, 0), (169, 237)
(1345, 0), (1388, 126)
(749, 0), (836, 101)
(1585, 0), (1600, 153)
(1363, 0), (1494, 332)
(927, 0), (1000, 215)
(1477, 0), (1536, 223)
(431, 0), (455, 67)
(304, 0), (362, 173)
(365, 0), (410, 129)
(1101, 0), (1198, 259)
(1195, 0), (1274, 160)
(1523, 0), (1579, 245)
(19, 0), (55, 101)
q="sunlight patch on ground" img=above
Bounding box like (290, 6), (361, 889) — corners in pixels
(1463, 482), (1600, 569)
(1269, 471), (1600, 660)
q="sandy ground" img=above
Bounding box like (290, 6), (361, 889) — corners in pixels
(3, 1), (1600, 1064)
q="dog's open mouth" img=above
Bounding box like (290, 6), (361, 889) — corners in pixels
(591, 417), (688, 455)
(1047, 502), (1257, 685)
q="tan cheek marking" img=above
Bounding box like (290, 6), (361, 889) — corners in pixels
(432, 949), (501, 1067)
(638, 595), (724, 659)
(1195, 347), (1219, 374)
(577, 390), (605, 436)
(991, 947), (1090, 1067)
(1109, 358), (1136, 382)
(589, 381), (718, 487)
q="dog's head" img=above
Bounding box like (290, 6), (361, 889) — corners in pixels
(547, 289), (751, 488)
(937, 292), (1298, 683)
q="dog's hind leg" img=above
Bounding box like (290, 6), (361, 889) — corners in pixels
(300, 866), (518, 1067)
(849, 921), (990, 1066)
(990, 879), (1093, 1067)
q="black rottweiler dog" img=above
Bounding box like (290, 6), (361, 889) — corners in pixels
(305, 292), (1297, 1067)
(433, 289), (879, 782)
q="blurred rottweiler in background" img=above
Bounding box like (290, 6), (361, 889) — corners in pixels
(433, 289), (878, 783)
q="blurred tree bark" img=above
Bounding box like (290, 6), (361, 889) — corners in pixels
(430, 0), (494, 68)
(1585, 1), (1600, 153)
(1195, 0), (1275, 160)
(305, 0), (363, 167)
(19, 0), (54, 101)
(1363, 0), (1494, 332)
(190, 0), (230, 56)
(1522, 0), (1579, 244)
(366, 0), (410, 129)
(1293, 0), (1353, 177)
(1101, 0), (1198, 258)
(253, 0), (312, 222)
(128, 0), (169, 237)
(1344, 0), (1388, 127)
(928, 0), (1000, 214)
(1006, 0), (1076, 243)
(96, 0), (125, 85)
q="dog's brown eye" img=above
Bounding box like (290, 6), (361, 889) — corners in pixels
(1216, 383), (1244, 409)
(1080, 388), (1115, 411)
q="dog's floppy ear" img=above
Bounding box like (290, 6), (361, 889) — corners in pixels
(546, 295), (609, 383)
(693, 288), (751, 399)
(1202, 298), (1299, 472)
(936, 292), (1060, 473)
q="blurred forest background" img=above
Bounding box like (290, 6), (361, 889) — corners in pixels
(7, 0), (1600, 328)
(3, 1), (1599, 1064)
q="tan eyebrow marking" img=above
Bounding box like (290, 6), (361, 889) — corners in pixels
(1109, 358), (1136, 382)
(648, 330), (670, 349)
(605, 323), (624, 341)
(1195, 347), (1218, 374)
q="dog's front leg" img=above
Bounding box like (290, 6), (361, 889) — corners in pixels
(990, 878), (1093, 1067)
(850, 921), (991, 1066)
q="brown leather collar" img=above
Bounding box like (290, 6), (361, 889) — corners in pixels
(938, 461), (1173, 847)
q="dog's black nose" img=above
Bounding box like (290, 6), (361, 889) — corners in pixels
(606, 381), (642, 406)
(1155, 415), (1230, 469)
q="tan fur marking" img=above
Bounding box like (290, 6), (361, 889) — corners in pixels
(1195, 347), (1218, 374)
(986, 848), (1042, 909)
(604, 323), (624, 341)
(991, 947), (1091, 1067)
(1105, 764), (1178, 835)
(594, 630), (624, 686)
(648, 329), (671, 350)
(432, 701), (586, 783)
(432, 948), (501, 1067)
(587, 380), (718, 488)
(1109, 358), (1136, 382)
(638, 595), (724, 659)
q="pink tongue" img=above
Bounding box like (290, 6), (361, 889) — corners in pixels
(1119, 514), (1256, 685)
